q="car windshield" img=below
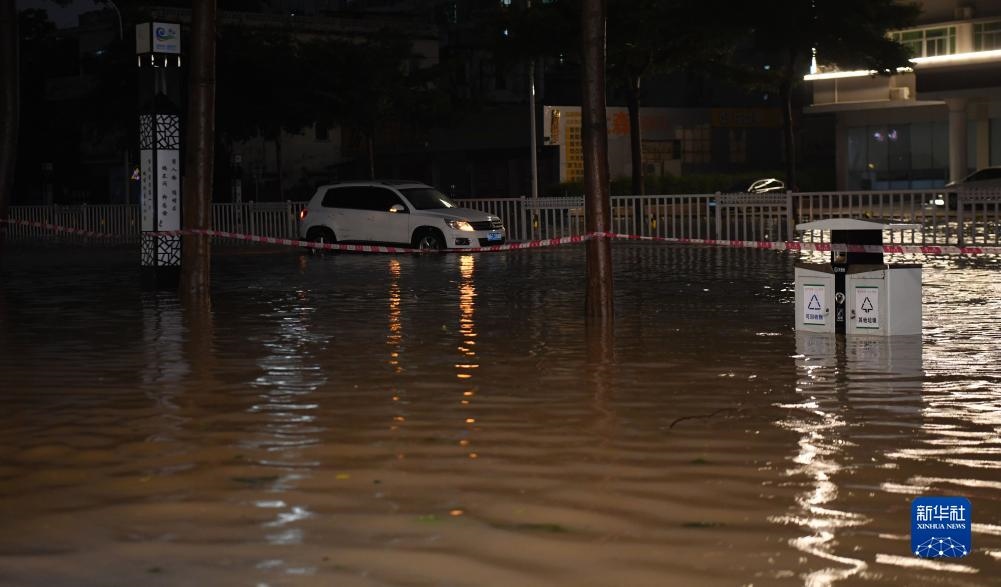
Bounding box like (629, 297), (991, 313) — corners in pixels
(399, 188), (457, 210)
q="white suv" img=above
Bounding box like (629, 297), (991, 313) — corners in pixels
(298, 181), (506, 250)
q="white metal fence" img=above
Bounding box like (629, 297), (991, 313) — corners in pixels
(957, 192), (1001, 246)
(5, 190), (1000, 247)
(211, 201), (304, 239)
(794, 190), (955, 245)
(4, 204), (142, 243)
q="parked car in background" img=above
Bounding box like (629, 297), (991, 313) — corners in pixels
(729, 178), (786, 194)
(945, 167), (1001, 191)
(710, 178), (786, 208)
(298, 181), (505, 250)
(930, 167), (1001, 209)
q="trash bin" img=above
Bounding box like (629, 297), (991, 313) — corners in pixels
(794, 219), (922, 336)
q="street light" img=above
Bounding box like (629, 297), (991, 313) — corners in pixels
(103, 0), (123, 41)
(527, 0), (539, 238)
(101, 0), (129, 205)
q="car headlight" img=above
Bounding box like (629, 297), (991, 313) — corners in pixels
(446, 219), (475, 232)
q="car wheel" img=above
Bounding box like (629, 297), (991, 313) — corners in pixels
(413, 229), (445, 251)
(306, 227), (337, 254)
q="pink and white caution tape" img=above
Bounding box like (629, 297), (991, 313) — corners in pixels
(594, 232), (1001, 256)
(178, 228), (590, 253)
(4, 218), (1001, 256)
(2, 218), (120, 239)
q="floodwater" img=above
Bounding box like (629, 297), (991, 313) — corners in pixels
(0, 243), (999, 587)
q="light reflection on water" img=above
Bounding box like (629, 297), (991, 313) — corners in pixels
(0, 245), (999, 585)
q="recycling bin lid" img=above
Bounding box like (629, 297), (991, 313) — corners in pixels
(796, 218), (921, 231)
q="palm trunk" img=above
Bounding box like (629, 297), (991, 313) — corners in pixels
(180, 0), (216, 299)
(0, 0), (18, 247)
(581, 0), (613, 323)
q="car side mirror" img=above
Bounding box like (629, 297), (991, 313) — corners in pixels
(389, 204), (406, 213)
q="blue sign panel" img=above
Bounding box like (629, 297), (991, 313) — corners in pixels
(911, 497), (972, 558)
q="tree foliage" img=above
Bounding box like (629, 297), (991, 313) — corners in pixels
(606, 0), (740, 194)
(488, 0), (920, 192)
(731, 0), (920, 189)
(493, 0), (742, 194)
(217, 27), (448, 181)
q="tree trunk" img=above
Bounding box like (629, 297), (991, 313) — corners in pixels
(626, 74), (643, 196)
(181, 0), (217, 299)
(780, 64), (797, 192)
(581, 0), (613, 323)
(529, 58), (539, 201)
(0, 0), (18, 247)
(274, 132), (284, 200)
(367, 132), (375, 179)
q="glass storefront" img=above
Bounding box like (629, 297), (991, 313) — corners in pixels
(845, 121), (978, 189)
(847, 122), (945, 189)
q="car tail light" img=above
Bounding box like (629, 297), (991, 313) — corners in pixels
(298, 209), (308, 221)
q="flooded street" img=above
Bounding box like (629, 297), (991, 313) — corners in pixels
(1, 243), (999, 586)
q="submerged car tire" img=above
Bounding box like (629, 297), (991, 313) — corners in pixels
(306, 227), (337, 254)
(413, 228), (445, 251)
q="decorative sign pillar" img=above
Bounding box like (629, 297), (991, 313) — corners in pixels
(137, 22), (183, 289)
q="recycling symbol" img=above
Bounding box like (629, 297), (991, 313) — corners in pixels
(807, 294), (822, 310)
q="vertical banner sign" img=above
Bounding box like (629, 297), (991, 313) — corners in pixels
(139, 120), (154, 231)
(912, 497), (972, 558)
(803, 284), (826, 326)
(854, 286), (879, 329)
(139, 111), (182, 271)
(156, 114), (181, 263)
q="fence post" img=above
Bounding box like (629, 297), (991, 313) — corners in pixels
(521, 196), (528, 242)
(713, 196), (722, 240)
(956, 192), (964, 247)
(286, 200), (294, 239)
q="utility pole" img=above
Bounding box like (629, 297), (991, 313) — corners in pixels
(581, 0), (613, 322)
(180, 0), (217, 299)
(529, 59), (538, 199)
(0, 0), (18, 249)
(105, 1), (129, 206)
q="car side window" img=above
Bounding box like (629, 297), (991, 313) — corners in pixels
(321, 187), (346, 208)
(323, 187), (364, 208)
(321, 187), (370, 209)
(364, 187), (407, 212)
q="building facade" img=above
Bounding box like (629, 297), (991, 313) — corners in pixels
(806, 0), (1001, 189)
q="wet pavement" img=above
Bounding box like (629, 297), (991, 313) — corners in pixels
(1, 243), (999, 586)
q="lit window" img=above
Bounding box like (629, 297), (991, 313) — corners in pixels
(892, 27), (956, 58)
(974, 20), (1001, 51)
